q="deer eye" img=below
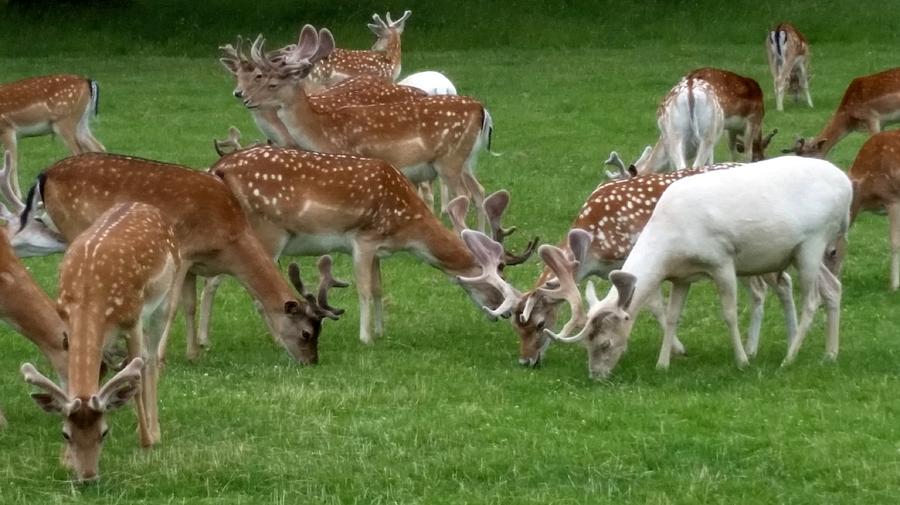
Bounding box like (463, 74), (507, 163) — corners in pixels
(301, 330), (312, 341)
(535, 320), (546, 331)
(62, 431), (71, 441)
(599, 340), (612, 351)
(101, 428), (110, 439)
(268, 83), (277, 89)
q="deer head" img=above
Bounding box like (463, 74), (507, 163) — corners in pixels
(368, 10), (411, 50)
(21, 358), (144, 482)
(281, 257), (348, 364)
(783, 136), (827, 158)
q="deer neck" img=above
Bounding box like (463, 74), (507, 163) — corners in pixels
(635, 141), (669, 175)
(814, 111), (854, 156)
(385, 35), (402, 77)
(214, 230), (296, 315)
(276, 84), (334, 151)
(405, 220), (479, 278)
(619, 246), (667, 316)
(65, 310), (107, 399)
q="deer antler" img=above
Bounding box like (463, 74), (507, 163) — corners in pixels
(457, 230), (521, 318)
(482, 190), (538, 266)
(387, 10), (412, 28)
(604, 151), (628, 179)
(214, 127), (243, 157)
(534, 228), (592, 338)
(288, 260), (345, 320)
(446, 195), (470, 235)
(316, 255), (350, 316)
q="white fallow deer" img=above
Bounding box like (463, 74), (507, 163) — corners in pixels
(203, 145), (535, 346)
(689, 67), (777, 162)
(243, 26), (495, 229)
(21, 202), (181, 482)
(220, 38), (426, 147)
(509, 161), (797, 367)
(787, 67), (900, 158)
(308, 10), (411, 88)
(767, 22), (813, 112)
(0, 74), (105, 196)
(842, 129), (900, 289)
(0, 151), (66, 256)
(625, 74), (725, 176)
(547, 157), (850, 380)
(399, 71), (458, 96)
(19, 152), (345, 364)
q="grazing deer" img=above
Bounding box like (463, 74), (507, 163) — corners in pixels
(510, 160), (797, 367)
(308, 10), (411, 87)
(787, 67), (900, 158)
(767, 22), (813, 112)
(625, 74), (725, 176)
(688, 68), (777, 161)
(242, 26), (494, 229)
(220, 37), (426, 146)
(19, 152), (344, 364)
(546, 158), (850, 379)
(20, 202), (181, 482)
(0, 74), (105, 196)
(201, 145), (534, 346)
(843, 129), (900, 289)
(0, 151), (65, 256)
(399, 71), (458, 96)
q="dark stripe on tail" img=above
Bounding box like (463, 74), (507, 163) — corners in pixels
(19, 173), (46, 232)
(88, 79), (100, 116)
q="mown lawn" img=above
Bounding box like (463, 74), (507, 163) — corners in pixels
(1, 3), (900, 504)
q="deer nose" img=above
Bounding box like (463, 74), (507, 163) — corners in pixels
(233, 89), (244, 99)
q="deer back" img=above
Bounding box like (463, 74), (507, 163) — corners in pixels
(0, 74), (93, 128)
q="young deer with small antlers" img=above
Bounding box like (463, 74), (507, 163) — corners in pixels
(510, 161), (798, 367)
(242, 26), (494, 228)
(767, 22), (813, 112)
(308, 10), (411, 87)
(203, 145), (534, 345)
(0, 74), (105, 196)
(20, 152), (344, 364)
(623, 74), (725, 176)
(548, 158), (850, 380)
(788, 67), (900, 158)
(21, 202), (181, 482)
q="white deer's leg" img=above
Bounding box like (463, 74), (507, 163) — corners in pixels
(816, 264), (842, 361)
(769, 272), (798, 347)
(646, 287), (685, 355)
(712, 266), (749, 368)
(372, 256), (384, 338)
(352, 241), (377, 345)
(197, 275), (224, 348)
(742, 275), (767, 358)
(657, 282), (690, 370)
(783, 258), (821, 365)
(889, 202), (900, 291)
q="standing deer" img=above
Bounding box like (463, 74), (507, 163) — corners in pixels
(546, 158), (850, 380)
(19, 152), (345, 365)
(787, 68), (900, 158)
(624, 74), (725, 176)
(509, 160), (797, 367)
(242, 26), (494, 229)
(200, 145), (535, 346)
(0, 74), (105, 196)
(308, 10), (411, 87)
(843, 130), (900, 289)
(689, 68), (777, 161)
(767, 22), (813, 112)
(21, 202), (181, 482)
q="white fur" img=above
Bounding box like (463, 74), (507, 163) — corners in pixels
(398, 71), (457, 96)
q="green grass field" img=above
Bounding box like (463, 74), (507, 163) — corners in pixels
(2, 1), (900, 503)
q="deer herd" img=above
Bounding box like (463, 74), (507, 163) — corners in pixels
(0, 13), (898, 481)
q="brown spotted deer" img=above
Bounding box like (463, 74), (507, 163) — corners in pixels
(242, 26), (494, 229)
(622, 74), (725, 176)
(841, 129), (900, 289)
(548, 158), (849, 380)
(767, 22), (813, 112)
(689, 68), (777, 162)
(509, 161), (798, 367)
(19, 152), (345, 365)
(308, 10), (410, 88)
(0, 74), (105, 196)
(220, 38), (425, 147)
(198, 145), (534, 346)
(20, 202), (182, 482)
(787, 67), (900, 158)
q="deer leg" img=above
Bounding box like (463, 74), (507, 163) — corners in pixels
(712, 266), (749, 368)
(657, 282), (690, 370)
(815, 264), (842, 361)
(52, 119), (84, 156)
(372, 256), (384, 338)
(767, 272), (798, 348)
(75, 121), (105, 153)
(742, 275), (767, 358)
(0, 409), (5, 429)
(727, 129), (740, 161)
(774, 69), (787, 112)
(783, 254), (822, 365)
(645, 287), (686, 355)
(0, 130), (20, 197)
(179, 272), (200, 361)
(889, 202), (900, 291)
(352, 241), (377, 344)
(197, 275), (224, 348)
(462, 171), (487, 232)
(798, 60), (813, 108)
(417, 181), (436, 215)
(124, 324), (153, 448)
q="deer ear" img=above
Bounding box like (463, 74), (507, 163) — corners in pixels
(284, 300), (301, 314)
(815, 139), (827, 151)
(219, 57), (239, 75)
